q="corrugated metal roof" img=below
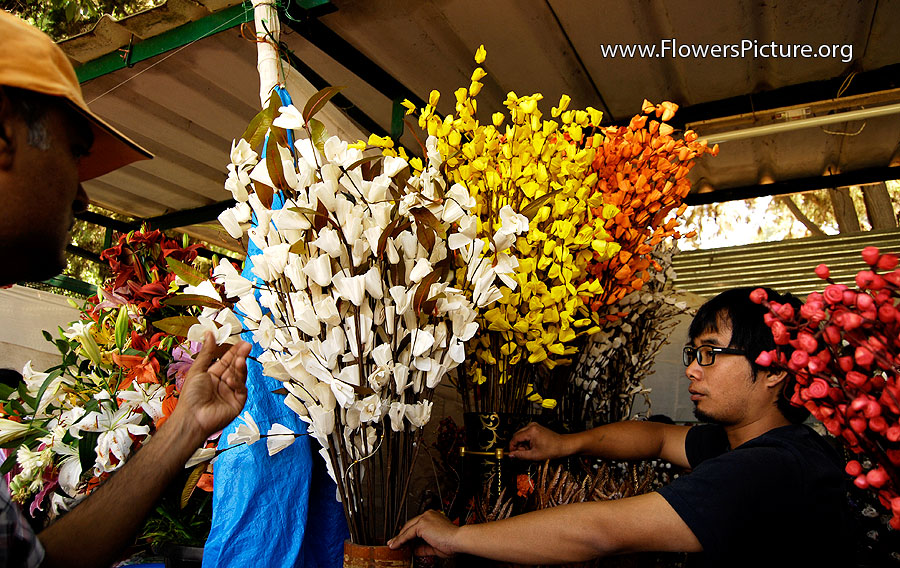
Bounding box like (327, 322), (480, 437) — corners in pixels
(672, 228), (900, 298)
(51, 0), (900, 249)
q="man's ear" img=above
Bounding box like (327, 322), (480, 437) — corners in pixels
(761, 368), (788, 389)
(0, 87), (17, 171)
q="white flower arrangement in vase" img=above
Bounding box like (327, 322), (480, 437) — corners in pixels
(189, 89), (528, 544)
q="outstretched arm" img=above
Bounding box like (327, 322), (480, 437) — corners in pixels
(509, 421), (692, 468)
(38, 333), (251, 568)
(388, 492), (701, 564)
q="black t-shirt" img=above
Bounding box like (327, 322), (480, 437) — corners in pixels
(657, 424), (852, 567)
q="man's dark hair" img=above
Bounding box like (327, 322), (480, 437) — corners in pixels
(689, 287), (809, 424)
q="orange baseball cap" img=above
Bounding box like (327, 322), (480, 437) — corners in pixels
(0, 10), (152, 181)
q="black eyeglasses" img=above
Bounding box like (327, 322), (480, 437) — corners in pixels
(682, 345), (746, 367)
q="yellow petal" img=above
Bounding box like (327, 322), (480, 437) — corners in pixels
(475, 44), (487, 64)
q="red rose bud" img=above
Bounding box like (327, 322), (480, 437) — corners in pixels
(799, 303), (826, 323)
(855, 293), (874, 311)
(868, 416), (887, 433)
(884, 269), (900, 287)
(889, 449), (900, 465)
(887, 425), (900, 443)
(797, 331), (818, 353)
(808, 378), (829, 399)
(770, 321), (789, 345)
(842, 290), (858, 306)
(864, 400), (882, 418)
(849, 397), (869, 414)
(749, 288), (768, 304)
(849, 417), (867, 433)
(814, 264), (831, 279)
(878, 304), (897, 323)
(892, 497), (900, 515)
(790, 350), (810, 369)
(777, 303), (795, 320)
(845, 371), (868, 388)
(818, 405), (835, 418)
(823, 325), (841, 345)
(891, 515), (900, 531)
(854, 474), (869, 489)
(828, 387), (844, 402)
(845, 460), (863, 476)
(755, 350), (773, 367)
(869, 274), (887, 290)
(854, 346), (874, 368)
(838, 356), (854, 372)
(866, 468), (888, 488)
(861, 246), (880, 265)
(823, 284), (845, 304)
(876, 253), (898, 270)
(807, 357), (825, 374)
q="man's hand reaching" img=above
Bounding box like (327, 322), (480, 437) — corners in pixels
(508, 422), (574, 460)
(388, 510), (459, 558)
(169, 332), (252, 445)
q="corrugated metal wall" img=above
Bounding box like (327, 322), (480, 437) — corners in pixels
(672, 228), (900, 298)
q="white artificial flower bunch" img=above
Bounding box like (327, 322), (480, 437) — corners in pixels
(199, 95), (529, 543)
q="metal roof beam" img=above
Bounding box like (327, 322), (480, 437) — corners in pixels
(74, 3), (253, 83)
(685, 166), (900, 205)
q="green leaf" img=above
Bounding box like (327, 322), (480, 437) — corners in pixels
(165, 257), (205, 287)
(162, 294), (227, 310)
(519, 189), (562, 221)
(308, 118), (328, 156)
(152, 316), (201, 337)
(0, 449), (18, 476)
(302, 86), (345, 124)
(31, 369), (62, 420)
(181, 463), (206, 510)
(42, 330), (53, 343)
(79, 431), (100, 473)
(0, 384), (13, 400)
(242, 92), (281, 150)
(114, 305), (129, 351)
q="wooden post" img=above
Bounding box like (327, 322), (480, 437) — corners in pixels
(861, 182), (898, 230)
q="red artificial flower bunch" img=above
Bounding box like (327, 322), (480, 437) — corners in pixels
(750, 246), (900, 528)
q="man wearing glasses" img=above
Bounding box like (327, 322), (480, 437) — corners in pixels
(390, 287), (852, 567)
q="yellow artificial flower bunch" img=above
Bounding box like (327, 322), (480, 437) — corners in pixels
(408, 46), (621, 412)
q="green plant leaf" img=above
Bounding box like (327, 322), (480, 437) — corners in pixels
(0, 449), (18, 476)
(152, 316), (201, 337)
(242, 92), (281, 150)
(302, 86), (345, 124)
(79, 431), (100, 473)
(308, 118), (328, 156)
(162, 294), (227, 310)
(165, 257), (205, 287)
(114, 305), (129, 351)
(42, 330), (53, 343)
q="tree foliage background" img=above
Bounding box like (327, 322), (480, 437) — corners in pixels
(2, 0), (161, 40)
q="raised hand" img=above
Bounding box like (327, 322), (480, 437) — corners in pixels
(171, 332), (252, 442)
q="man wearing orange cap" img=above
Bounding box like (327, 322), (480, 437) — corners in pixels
(0, 10), (252, 567)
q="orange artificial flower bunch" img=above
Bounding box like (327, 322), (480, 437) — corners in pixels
(582, 100), (718, 315)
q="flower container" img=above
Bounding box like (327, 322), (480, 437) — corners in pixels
(343, 540), (411, 568)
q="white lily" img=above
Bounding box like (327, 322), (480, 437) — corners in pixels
(404, 400), (433, 429)
(272, 104), (305, 130)
(185, 447), (217, 469)
(187, 316), (233, 345)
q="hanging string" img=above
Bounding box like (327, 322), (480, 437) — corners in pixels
(87, 1), (254, 105)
